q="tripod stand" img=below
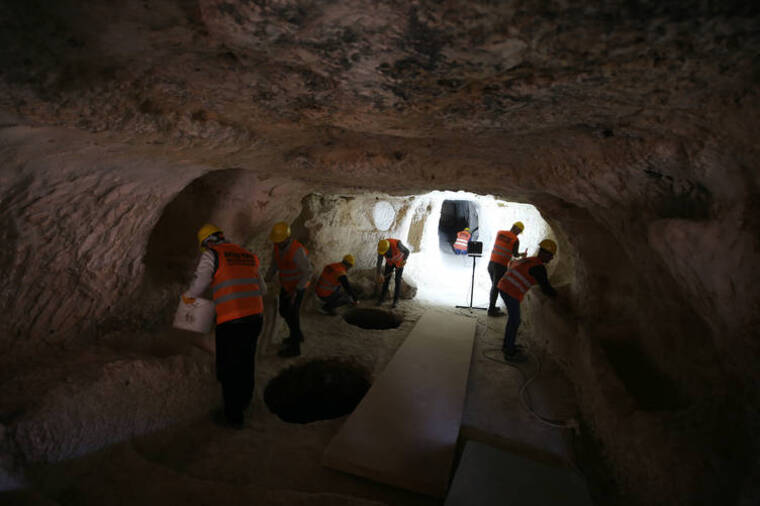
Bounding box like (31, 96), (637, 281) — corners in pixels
(456, 253), (488, 311)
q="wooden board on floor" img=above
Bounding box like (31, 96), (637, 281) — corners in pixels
(444, 440), (593, 506)
(322, 309), (476, 498)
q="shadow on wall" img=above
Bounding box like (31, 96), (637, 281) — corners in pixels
(143, 168), (251, 286)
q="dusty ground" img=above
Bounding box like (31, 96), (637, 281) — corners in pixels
(0, 296), (585, 506)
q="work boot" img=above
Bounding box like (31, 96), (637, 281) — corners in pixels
(278, 343), (300, 358)
(391, 299), (399, 309)
(285, 334), (304, 343)
(503, 349), (527, 363)
(318, 304), (337, 316)
(226, 411), (244, 429)
(487, 308), (505, 317)
(502, 344), (524, 354)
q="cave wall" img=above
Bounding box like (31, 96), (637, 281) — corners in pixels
(0, 127), (207, 355)
(0, 0), (758, 503)
(1, 116), (758, 504)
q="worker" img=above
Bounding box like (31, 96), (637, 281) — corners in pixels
(453, 227), (471, 255)
(265, 221), (312, 358)
(487, 221), (527, 317)
(497, 239), (558, 361)
(182, 224), (265, 428)
(315, 254), (359, 315)
(376, 238), (410, 308)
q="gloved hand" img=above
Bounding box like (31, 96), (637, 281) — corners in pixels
(376, 274), (385, 284)
(399, 260), (406, 267)
(181, 295), (196, 305)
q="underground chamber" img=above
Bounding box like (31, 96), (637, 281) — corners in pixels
(343, 308), (403, 330)
(263, 359), (371, 424)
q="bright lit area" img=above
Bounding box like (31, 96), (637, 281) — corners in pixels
(401, 192), (556, 308)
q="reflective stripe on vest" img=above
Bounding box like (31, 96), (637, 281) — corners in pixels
(274, 239), (309, 293)
(316, 262), (347, 298)
(497, 256), (543, 302)
(454, 231), (470, 251)
(385, 238), (405, 267)
(490, 230), (517, 265)
(208, 243), (263, 324)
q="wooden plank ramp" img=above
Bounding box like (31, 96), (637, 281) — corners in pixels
(322, 309), (476, 498)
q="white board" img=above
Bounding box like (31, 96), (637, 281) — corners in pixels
(322, 309), (476, 497)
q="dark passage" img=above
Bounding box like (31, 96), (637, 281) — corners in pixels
(264, 359), (370, 423)
(601, 339), (688, 411)
(438, 200), (479, 254)
(343, 308), (403, 330)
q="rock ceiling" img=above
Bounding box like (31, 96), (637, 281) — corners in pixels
(1, 0), (757, 149)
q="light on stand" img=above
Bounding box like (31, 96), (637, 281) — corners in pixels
(456, 240), (488, 312)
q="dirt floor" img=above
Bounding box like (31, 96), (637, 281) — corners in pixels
(1, 296), (587, 506)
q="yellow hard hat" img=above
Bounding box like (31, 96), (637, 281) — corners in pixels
(513, 221), (525, 232)
(342, 254), (355, 266)
(464, 227), (470, 231)
(197, 224), (222, 248)
(377, 239), (390, 255)
(269, 222), (291, 243)
(539, 239), (557, 255)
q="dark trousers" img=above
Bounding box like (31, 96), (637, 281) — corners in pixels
(499, 292), (521, 353)
(320, 287), (352, 310)
(279, 288), (304, 344)
(378, 264), (403, 303)
(215, 313), (263, 424)
(487, 261), (508, 311)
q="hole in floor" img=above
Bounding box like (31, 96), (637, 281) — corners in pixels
(264, 359), (371, 423)
(343, 308), (403, 330)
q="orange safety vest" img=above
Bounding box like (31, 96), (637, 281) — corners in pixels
(497, 256), (543, 302)
(274, 239), (309, 293)
(454, 230), (471, 251)
(316, 262), (347, 298)
(384, 238), (405, 268)
(490, 230), (518, 266)
(208, 243), (263, 324)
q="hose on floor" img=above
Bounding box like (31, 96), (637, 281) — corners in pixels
(483, 346), (585, 475)
(482, 347), (579, 431)
(477, 323), (585, 475)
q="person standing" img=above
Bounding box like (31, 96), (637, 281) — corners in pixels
(315, 254), (358, 315)
(487, 221), (526, 316)
(376, 238), (410, 308)
(452, 227), (471, 255)
(265, 221), (312, 358)
(182, 224), (265, 428)
(497, 239), (558, 361)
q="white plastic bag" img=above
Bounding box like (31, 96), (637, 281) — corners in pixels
(173, 297), (215, 334)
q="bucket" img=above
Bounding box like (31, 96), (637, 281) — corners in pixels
(173, 297), (215, 334)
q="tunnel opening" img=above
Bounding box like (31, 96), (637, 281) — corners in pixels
(406, 192), (557, 308)
(343, 308), (402, 330)
(263, 359), (371, 424)
(601, 339), (688, 411)
(437, 199), (480, 255)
